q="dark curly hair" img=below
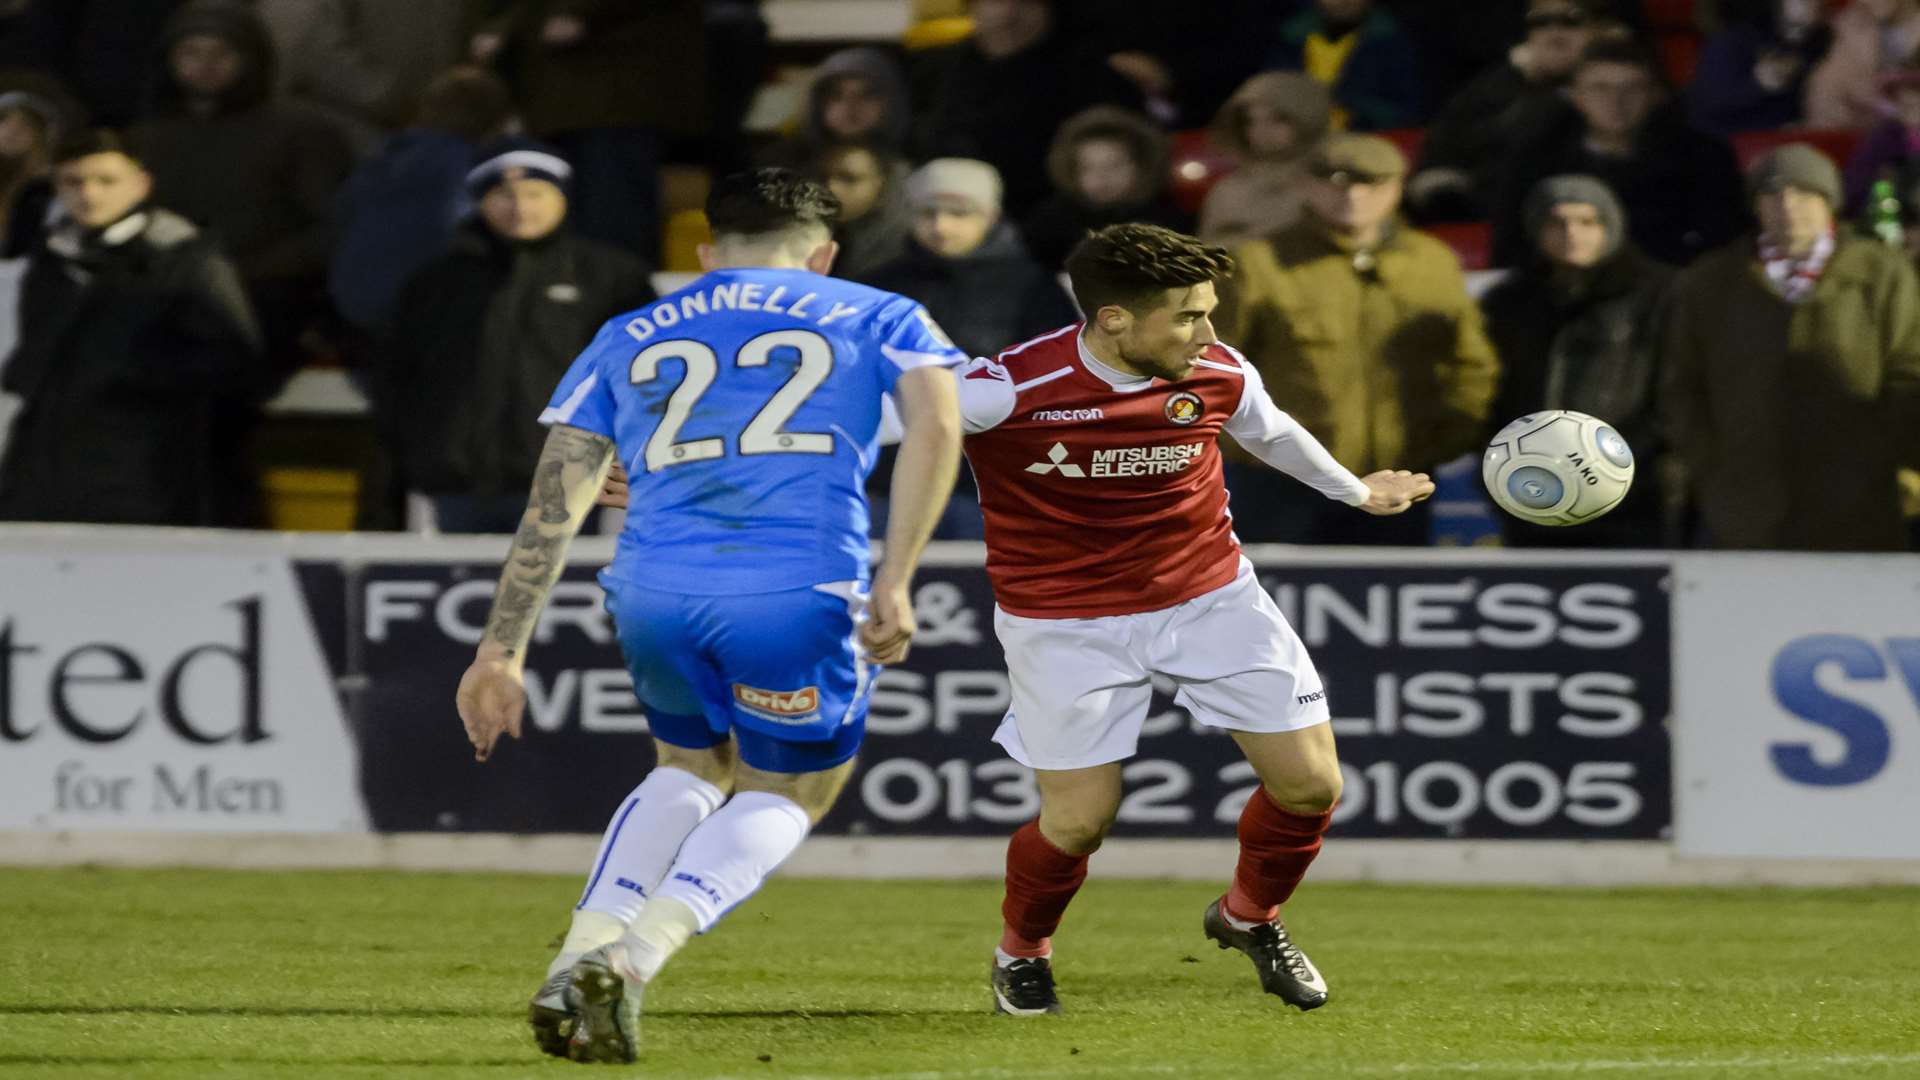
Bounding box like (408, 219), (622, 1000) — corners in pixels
(706, 167), (841, 241)
(1064, 223), (1235, 315)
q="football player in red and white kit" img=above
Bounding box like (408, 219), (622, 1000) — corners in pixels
(957, 224), (1433, 1017)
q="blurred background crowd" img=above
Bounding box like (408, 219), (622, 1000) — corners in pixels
(0, 0), (1914, 551)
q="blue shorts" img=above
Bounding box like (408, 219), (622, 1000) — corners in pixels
(603, 576), (872, 774)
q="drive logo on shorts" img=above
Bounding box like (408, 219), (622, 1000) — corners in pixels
(733, 684), (822, 723)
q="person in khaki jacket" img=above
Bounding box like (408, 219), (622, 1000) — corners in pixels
(1223, 133), (1499, 544)
(1663, 143), (1920, 552)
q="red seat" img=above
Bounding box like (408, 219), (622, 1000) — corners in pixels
(1643, 0), (1697, 31)
(1378, 126), (1425, 167)
(1657, 32), (1702, 87)
(1425, 221), (1493, 271)
(1167, 129), (1238, 215)
(1729, 128), (1864, 171)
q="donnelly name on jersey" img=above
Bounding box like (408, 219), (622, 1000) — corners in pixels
(1089, 443), (1205, 476)
(622, 282), (865, 341)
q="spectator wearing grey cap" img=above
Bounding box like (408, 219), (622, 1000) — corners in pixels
(859, 157), (1077, 360)
(1662, 143), (1920, 551)
(377, 137), (653, 534)
(1482, 174), (1674, 548)
(1222, 134), (1500, 545)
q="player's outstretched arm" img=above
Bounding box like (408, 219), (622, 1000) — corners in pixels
(864, 366), (962, 665)
(456, 423), (615, 762)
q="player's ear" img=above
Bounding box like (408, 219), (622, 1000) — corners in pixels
(1094, 303), (1132, 336)
(696, 243), (717, 272)
(804, 239), (839, 276)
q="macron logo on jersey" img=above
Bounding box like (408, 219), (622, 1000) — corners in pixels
(1029, 408), (1104, 423)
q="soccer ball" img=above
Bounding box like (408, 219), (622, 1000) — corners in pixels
(1482, 410), (1634, 526)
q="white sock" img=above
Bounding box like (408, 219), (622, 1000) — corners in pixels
(613, 897), (703, 984)
(1224, 911), (1264, 932)
(995, 946), (1050, 967)
(574, 766), (728, 924)
(650, 790), (812, 933)
(545, 910), (626, 978)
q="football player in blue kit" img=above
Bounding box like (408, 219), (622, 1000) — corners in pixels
(453, 169), (964, 1064)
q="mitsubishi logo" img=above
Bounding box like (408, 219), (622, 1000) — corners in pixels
(1025, 443), (1084, 477)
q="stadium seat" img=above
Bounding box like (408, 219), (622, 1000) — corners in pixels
(1729, 128), (1863, 171)
(1656, 32), (1702, 87)
(1642, 0), (1698, 30)
(1425, 221), (1493, 272)
(1167, 129), (1238, 215)
(1378, 127), (1425, 167)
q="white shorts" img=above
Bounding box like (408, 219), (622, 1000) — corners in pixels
(992, 559), (1330, 771)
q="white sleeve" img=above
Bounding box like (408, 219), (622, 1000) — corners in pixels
(952, 356), (1017, 434)
(1221, 354), (1372, 506)
(876, 356), (1017, 446)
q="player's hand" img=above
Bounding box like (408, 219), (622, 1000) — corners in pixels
(597, 462), (629, 509)
(1358, 469), (1434, 515)
(861, 574), (915, 665)
(455, 656), (526, 762)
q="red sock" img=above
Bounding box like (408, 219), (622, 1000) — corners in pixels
(998, 820), (1090, 957)
(1224, 788), (1332, 924)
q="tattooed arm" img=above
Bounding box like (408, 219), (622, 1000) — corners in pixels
(455, 423), (616, 761)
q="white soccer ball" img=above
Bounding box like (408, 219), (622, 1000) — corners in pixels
(1482, 410), (1635, 527)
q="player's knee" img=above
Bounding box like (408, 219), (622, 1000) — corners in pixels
(1265, 764), (1341, 816)
(1039, 807), (1116, 855)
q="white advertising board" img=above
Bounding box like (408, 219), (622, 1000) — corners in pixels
(1673, 555), (1920, 858)
(0, 547), (367, 832)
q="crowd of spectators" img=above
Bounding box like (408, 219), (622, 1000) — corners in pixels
(0, 0), (1914, 551)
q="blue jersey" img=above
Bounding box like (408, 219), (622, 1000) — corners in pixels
(541, 267), (965, 595)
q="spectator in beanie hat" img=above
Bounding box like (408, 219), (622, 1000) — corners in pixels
(1482, 174), (1674, 548)
(131, 0), (354, 366)
(377, 135), (653, 534)
(860, 157), (1076, 359)
(1663, 143), (1920, 551)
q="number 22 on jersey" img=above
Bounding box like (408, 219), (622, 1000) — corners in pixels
(630, 330), (835, 473)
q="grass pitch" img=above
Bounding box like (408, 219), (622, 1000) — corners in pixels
(0, 868), (1916, 1079)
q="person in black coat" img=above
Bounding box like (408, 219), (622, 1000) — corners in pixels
(378, 139), (653, 533)
(1411, 0), (1619, 222)
(911, 0), (1143, 218)
(1482, 174), (1674, 548)
(1491, 40), (1750, 268)
(130, 0), (354, 364)
(858, 157), (1078, 539)
(1021, 105), (1189, 271)
(0, 129), (266, 526)
(860, 157), (1079, 360)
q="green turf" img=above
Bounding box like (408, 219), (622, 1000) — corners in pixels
(1, 868), (1917, 1079)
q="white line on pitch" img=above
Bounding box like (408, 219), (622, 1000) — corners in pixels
(694, 1051), (1920, 1080)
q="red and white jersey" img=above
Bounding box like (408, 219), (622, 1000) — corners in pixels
(959, 324), (1371, 619)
